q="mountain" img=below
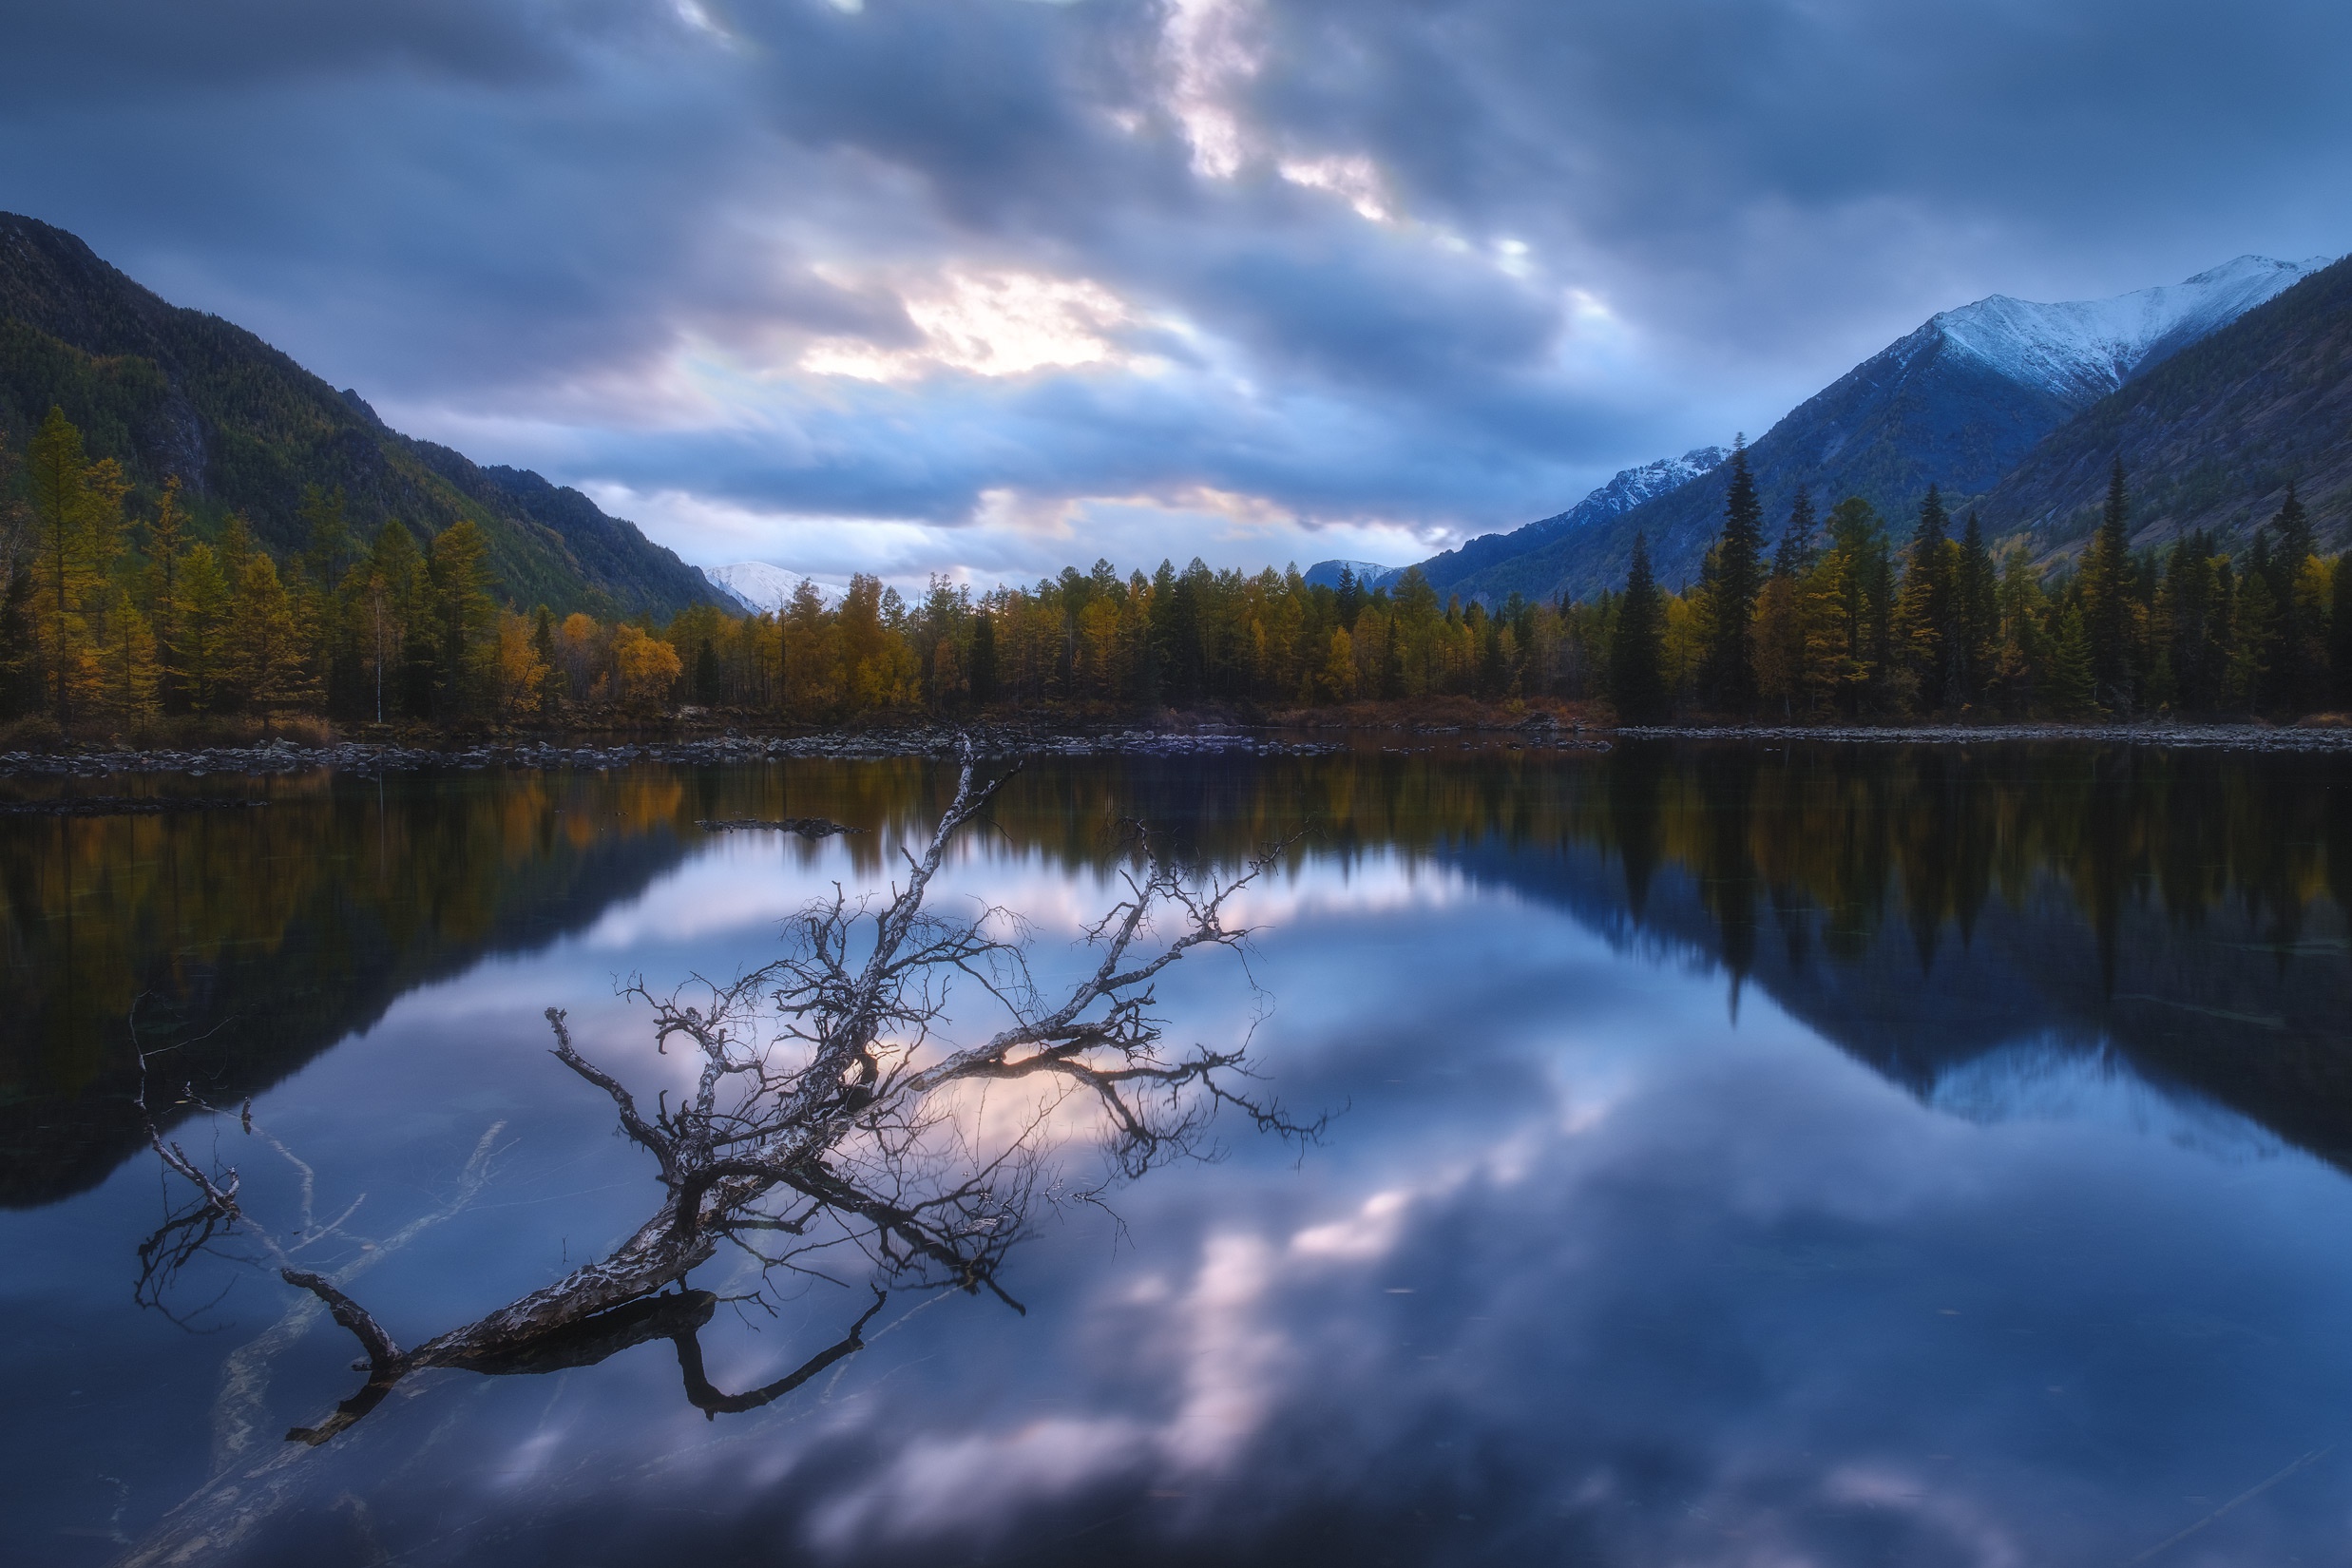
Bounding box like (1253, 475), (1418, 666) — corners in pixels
(1976, 253), (2352, 556)
(0, 213), (720, 619)
(1300, 559), (1402, 591)
(1446, 255), (2329, 603)
(704, 561), (847, 613)
(1302, 447), (1724, 602)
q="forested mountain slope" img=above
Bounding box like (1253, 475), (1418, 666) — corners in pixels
(0, 213), (717, 618)
(1448, 256), (2325, 602)
(1977, 254), (2352, 557)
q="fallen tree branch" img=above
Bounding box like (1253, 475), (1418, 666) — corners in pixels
(146, 736), (1313, 1443)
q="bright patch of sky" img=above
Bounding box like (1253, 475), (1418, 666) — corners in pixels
(4, 0), (2345, 585)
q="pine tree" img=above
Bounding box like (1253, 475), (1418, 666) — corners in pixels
(430, 520), (496, 717)
(2079, 459), (2136, 713)
(1954, 512), (1997, 709)
(968, 608), (997, 708)
(1773, 488), (1816, 578)
(1895, 486), (1954, 710)
(2047, 602), (2095, 717)
(531, 604), (562, 718)
(2229, 541), (2279, 711)
(1701, 442), (1764, 712)
(2266, 486), (2321, 711)
(1609, 533), (1670, 722)
(300, 485), (354, 592)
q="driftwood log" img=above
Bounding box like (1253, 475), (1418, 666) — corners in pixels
(143, 739), (1309, 1444)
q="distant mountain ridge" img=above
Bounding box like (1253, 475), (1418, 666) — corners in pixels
(1402, 254), (2332, 605)
(704, 561), (851, 613)
(0, 213), (720, 619)
(1305, 446), (1724, 601)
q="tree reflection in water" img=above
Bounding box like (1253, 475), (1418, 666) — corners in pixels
(135, 745), (1312, 1456)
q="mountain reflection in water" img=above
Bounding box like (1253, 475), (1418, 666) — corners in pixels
(2, 741), (2349, 1566)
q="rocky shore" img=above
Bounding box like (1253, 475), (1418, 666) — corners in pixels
(1617, 721), (2352, 752)
(0, 725), (1356, 781)
(2, 717), (2343, 783)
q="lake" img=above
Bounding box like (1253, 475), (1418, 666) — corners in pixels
(5, 741), (2351, 1566)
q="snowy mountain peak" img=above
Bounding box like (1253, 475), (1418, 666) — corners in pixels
(1578, 447), (1727, 521)
(1300, 559), (1401, 590)
(1925, 254), (2334, 409)
(702, 562), (841, 614)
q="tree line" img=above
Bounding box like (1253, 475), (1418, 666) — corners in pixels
(5, 406), (2346, 737)
(1606, 446), (2352, 722)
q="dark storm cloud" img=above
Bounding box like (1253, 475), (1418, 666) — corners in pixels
(0, 0), (2345, 570)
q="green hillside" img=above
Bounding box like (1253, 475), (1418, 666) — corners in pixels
(0, 213), (717, 619)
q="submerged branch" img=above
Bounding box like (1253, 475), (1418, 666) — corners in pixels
(143, 736), (1312, 1444)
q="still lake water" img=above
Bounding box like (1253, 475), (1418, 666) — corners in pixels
(5, 743), (2352, 1567)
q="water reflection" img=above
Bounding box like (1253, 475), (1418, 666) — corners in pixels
(4, 743), (2350, 1565)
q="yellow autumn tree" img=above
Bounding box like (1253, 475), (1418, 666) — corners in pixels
(25, 409), (125, 732)
(612, 622), (681, 714)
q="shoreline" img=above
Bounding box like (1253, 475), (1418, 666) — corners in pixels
(1, 717), (2347, 784)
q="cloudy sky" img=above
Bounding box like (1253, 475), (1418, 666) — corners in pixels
(3, 0), (2347, 586)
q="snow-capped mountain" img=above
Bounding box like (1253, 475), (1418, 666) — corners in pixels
(1917, 254), (2331, 410)
(701, 562), (843, 614)
(1311, 446), (1728, 602)
(1556, 447), (1728, 534)
(1450, 251), (2338, 603)
(1300, 559), (1403, 591)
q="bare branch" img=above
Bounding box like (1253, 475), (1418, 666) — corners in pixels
(141, 737), (1307, 1444)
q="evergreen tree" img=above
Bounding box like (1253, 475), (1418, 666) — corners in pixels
(967, 607), (997, 708)
(429, 520), (496, 717)
(1701, 442), (1764, 711)
(1609, 533), (1670, 722)
(2331, 546), (2352, 710)
(531, 604), (562, 718)
(2266, 486), (2321, 711)
(2272, 484), (2314, 568)
(1773, 489), (1817, 579)
(2047, 602), (2095, 717)
(2229, 539), (2279, 711)
(1954, 512), (1997, 708)
(695, 638), (721, 705)
(2079, 459), (2136, 713)
(144, 477), (190, 712)
(300, 485), (354, 593)
(1895, 486), (1954, 710)
(0, 563), (33, 721)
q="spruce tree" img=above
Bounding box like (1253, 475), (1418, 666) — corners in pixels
(531, 604), (561, 718)
(1773, 489), (1815, 579)
(1609, 533), (1670, 722)
(1896, 486), (1953, 710)
(1955, 512), (1997, 708)
(1701, 442), (1765, 712)
(967, 608), (997, 708)
(2268, 486), (2317, 710)
(2048, 602), (2095, 717)
(2079, 459), (2136, 713)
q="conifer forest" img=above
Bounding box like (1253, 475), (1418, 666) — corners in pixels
(4, 409), (2342, 739)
